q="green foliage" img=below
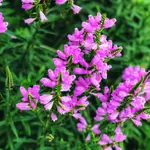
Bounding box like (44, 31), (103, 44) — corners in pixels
(0, 0), (150, 150)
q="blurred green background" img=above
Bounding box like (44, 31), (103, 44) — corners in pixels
(0, 0), (150, 149)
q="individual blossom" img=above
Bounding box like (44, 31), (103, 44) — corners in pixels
(16, 85), (40, 110)
(51, 113), (58, 121)
(40, 11), (48, 22)
(73, 113), (87, 132)
(71, 4), (82, 14)
(104, 18), (116, 28)
(22, 3), (34, 10)
(21, 0), (34, 10)
(24, 18), (36, 24)
(56, 0), (67, 5)
(40, 94), (53, 110)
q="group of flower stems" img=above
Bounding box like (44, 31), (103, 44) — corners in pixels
(1, 0), (150, 149)
(16, 11), (150, 150)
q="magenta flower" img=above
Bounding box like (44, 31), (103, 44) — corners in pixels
(22, 3), (34, 10)
(122, 66), (146, 82)
(16, 85), (40, 110)
(74, 77), (90, 96)
(51, 113), (58, 121)
(91, 124), (101, 134)
(104, 18), (116, 28)
(71, 4), (82, 14)
(114, 126), (126, 142)
(0, 0), (3, 6)
(73, 113), (87, 132)
(41, 67), (76, 91)
(22, 0), (34, 3)
(0, 12), (8, 33)
(40, 94), (53, 110)
(16, 103), (31, 111)
(21, 0), (34, 11)
(56, 0), (67, 5)
(24, 18), (36, 24)
(98, 134), (112, 145)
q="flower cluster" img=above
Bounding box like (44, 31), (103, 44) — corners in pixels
(0, 1), (8, 33)
(22, 0), (81, 24)
(16, 11), (150, 150)
(56, 0), (82, 14)
(91, 66), (150, 149)
(17, 13), (121, 122)
(21, 0), (48, 24)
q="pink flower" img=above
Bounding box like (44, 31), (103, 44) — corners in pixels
(71, 4), (82, 14)
(104, 18), (116, 28)
(86, 134), (91, 141)
(98, 134), (112, 145)
(56, 0), (67, 5)
(16, 102), (31, 110)
(22, 3), (34, 10)
(92, 124), (101, 134)
(22, 0), (34, 3)
(51, 113), (58, 121)
(73, 113), (87, 132)
(0, 0), (3, 6)
(114, 126), (126, 142)
(16, 85), (40, 110)
(40, 11), (48, 21)
(0, 12), (8, 33)
(41, 67), (75, 92)
(24, 18), (36, 24)
(40, 94), (53, 110)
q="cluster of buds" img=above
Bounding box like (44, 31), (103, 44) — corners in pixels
(0, 0), (8, 33)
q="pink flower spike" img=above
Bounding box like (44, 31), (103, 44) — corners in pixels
(40, 11), (48, 22)
(24, 18), (36, 24)
(51, 113), (58, 121)
(71, 4), (82, 14)
(56, 0), (67, 5)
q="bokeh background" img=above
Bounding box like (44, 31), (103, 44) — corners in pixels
(0, 0), (150, 149)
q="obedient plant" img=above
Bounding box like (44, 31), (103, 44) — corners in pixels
(15, 6), (150, 150)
